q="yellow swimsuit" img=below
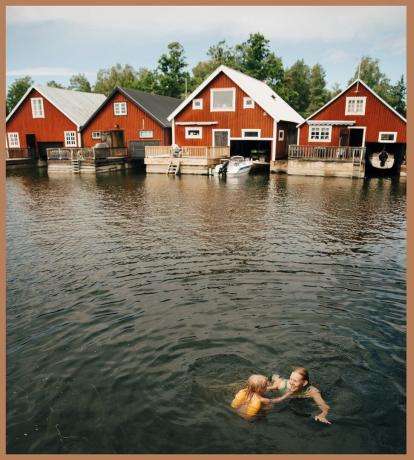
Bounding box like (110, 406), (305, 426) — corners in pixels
(231, 389), (262, 416)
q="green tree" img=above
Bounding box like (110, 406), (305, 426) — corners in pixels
(235, 33), (284, 90)
(306, 64), (330, 116)
(157, 42), (189, 98)
(349, 56), (391, 100)
(135, 67), (159, 94)
(94, 64), (138, 95)
(46, 80), (65, 89)
(6, 76), (34, 115)
(389, 75), (406, 117)
(281, 60), (311, 116)
(69, 73), (92, 92)
(329, 82), (342, 99)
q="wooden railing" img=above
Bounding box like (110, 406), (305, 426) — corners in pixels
(47, 147), (127, 160)
(289, 145), (365, 162)
(6, 148), (31, 159)
(145, 145), (230, 159)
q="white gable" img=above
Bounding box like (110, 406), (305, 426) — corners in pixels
(167, 65), (304, 124)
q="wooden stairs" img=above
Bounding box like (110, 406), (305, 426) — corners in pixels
(166, 159), (181, 175)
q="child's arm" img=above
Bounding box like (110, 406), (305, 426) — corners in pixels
(310, 389), (331, 424)
(266, 374), (283, 391)
(259, 391), (292, 405)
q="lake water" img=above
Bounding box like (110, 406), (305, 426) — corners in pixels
(6, 169), (406, 454)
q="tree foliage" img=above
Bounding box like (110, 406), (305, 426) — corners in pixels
(281, 60), (311, 116)
(157, 42), (190, 98)
(6, 76), (34, 115)
(69, 73), (92, 92)
(47, 80), (65, 89)
(306, 64), (330, 117)
(94, 64), (138, 96)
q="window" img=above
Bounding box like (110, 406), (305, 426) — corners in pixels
(185, 127), (202, 139)
(192, 99), (203, 110)
(8, 132), (20, 148)
(345, 97), (366, 115)
(378, 132), (397, 143)
(242, 129), (261, 138)
(243, 97), (255, 109)
(309, 126), (332, 142)
(31, 98), (44, 118)
(139, 130), (154, 139)
(114, 102), (127, 116)
(64, 131), (77, 147)
(92, 131), (101, 140)
(278, 130), (285, 141)
(211, 88), (236, 111)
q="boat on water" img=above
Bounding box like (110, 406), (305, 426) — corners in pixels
(369, 148), (395, 170)
(214, 156), (253, 176)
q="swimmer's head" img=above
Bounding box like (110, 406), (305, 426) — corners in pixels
(288, 367), (310, 393)
(247, 374), (269, 395)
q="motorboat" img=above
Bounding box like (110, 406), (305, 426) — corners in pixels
(369, 148), (395, 170)
(226, 156), (253, 176)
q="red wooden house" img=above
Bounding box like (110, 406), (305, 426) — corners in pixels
(80, 87), (181, 160)
(6, 85), (106, 160)
(295, 79), (407, 175)
(167, 65), (304, 163)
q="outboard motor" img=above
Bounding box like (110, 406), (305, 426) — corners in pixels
(378, 148), (388, 168)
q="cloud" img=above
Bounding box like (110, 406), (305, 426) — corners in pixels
(6, 67), (94, 77)
(6, 5), (406, 43)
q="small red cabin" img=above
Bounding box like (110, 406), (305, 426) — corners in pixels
(168, 65), (304, 163)
(296, 79), (406, 175)
(81, 87), (181, 160)
(6, 85), (106, 160)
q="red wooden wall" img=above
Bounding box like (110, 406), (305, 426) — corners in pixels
(299, 82), (406, 145)
(174, 73), (274, 146)
(6, 88), (77, 148)
(81, 91), (170, 147)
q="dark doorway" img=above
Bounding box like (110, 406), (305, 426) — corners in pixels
(37, 142), (64, 160)
(26, 134), (36, 159)
(349, 128), (364, 147)
(230, 140), (271, 161)
(339, 128), (350, 146)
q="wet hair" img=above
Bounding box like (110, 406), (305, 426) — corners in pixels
(247, 374), (268, 398)
(292, 367), (310, 384)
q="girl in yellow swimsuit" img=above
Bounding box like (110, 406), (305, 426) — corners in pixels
(231, 374), (291, 420)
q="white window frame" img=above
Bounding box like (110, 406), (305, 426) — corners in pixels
(278, 129), (285, 141)
(212, 129), (231, 147)
(31, 97), (45, 118)
(192, 99), (203, 110)
(243, 97), (255, 109)
(210, 88), (236, 112)
(64, 131), (77, 147)
(308, 125), (332, 142)
(139, 130), (154, 139)
(241, 129), (261, 139)
(92, 131), (101, 140)
(345, 96), (366, 115)
(113, 102), (127, 116)
(7, 132), (20, 148)
(185, 126), (203, 139)
(378, 131), (397, 143)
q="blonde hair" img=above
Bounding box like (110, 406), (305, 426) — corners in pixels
(246, 374), (268, 399)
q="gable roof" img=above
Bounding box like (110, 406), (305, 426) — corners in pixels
(81, 87), (182, 131)
(167, 64), (304, 124)
(297, 79), (407, 128)
(6, 85), (106, 127)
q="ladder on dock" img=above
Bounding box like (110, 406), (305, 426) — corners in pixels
(72, 159), (81, 173)
(166, 159), (181, 175)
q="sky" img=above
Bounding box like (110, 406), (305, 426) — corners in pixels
(6, 6), (406, 92)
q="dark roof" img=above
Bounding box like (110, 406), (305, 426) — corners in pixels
(120, 88), (181, 128)
(80, 87), (182, 131)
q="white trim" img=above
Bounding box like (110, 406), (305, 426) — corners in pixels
(308, 120), (356, 126)
(7, 132), (20, 148)
(192, 98), (203, 110)
(271, 120), (277, 161)
(243, 97), (255, 109)
(77, 131), (82, 147)
(278, 129), (285, 141)
(31, 97), (45, 118)
(349, 126), (366, 147)
(297, 127), (300, 144)
(345, 96), (366, 115)
(185, 126), (203, 139)
(172, 119), (175, 146)
(210, 87), (236, 112)
(378, 131), (397, 143)
(230, 137), (273, 141)
(113, 101), (127, 116)
(308, 125), (332, 142)
(64, 131), (77, 147)
(212, 129), (231, 147)
(298, 79), (406, 127)
(139, 130), (154, 139)
(175, 121), (217, 126)
(92, 131), (101, 140)
(241, 129), (261, 138)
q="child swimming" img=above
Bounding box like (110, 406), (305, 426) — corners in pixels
(231, 374), (291, 420)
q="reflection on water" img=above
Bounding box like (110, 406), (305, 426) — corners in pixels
(7, 169), (406, 454)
